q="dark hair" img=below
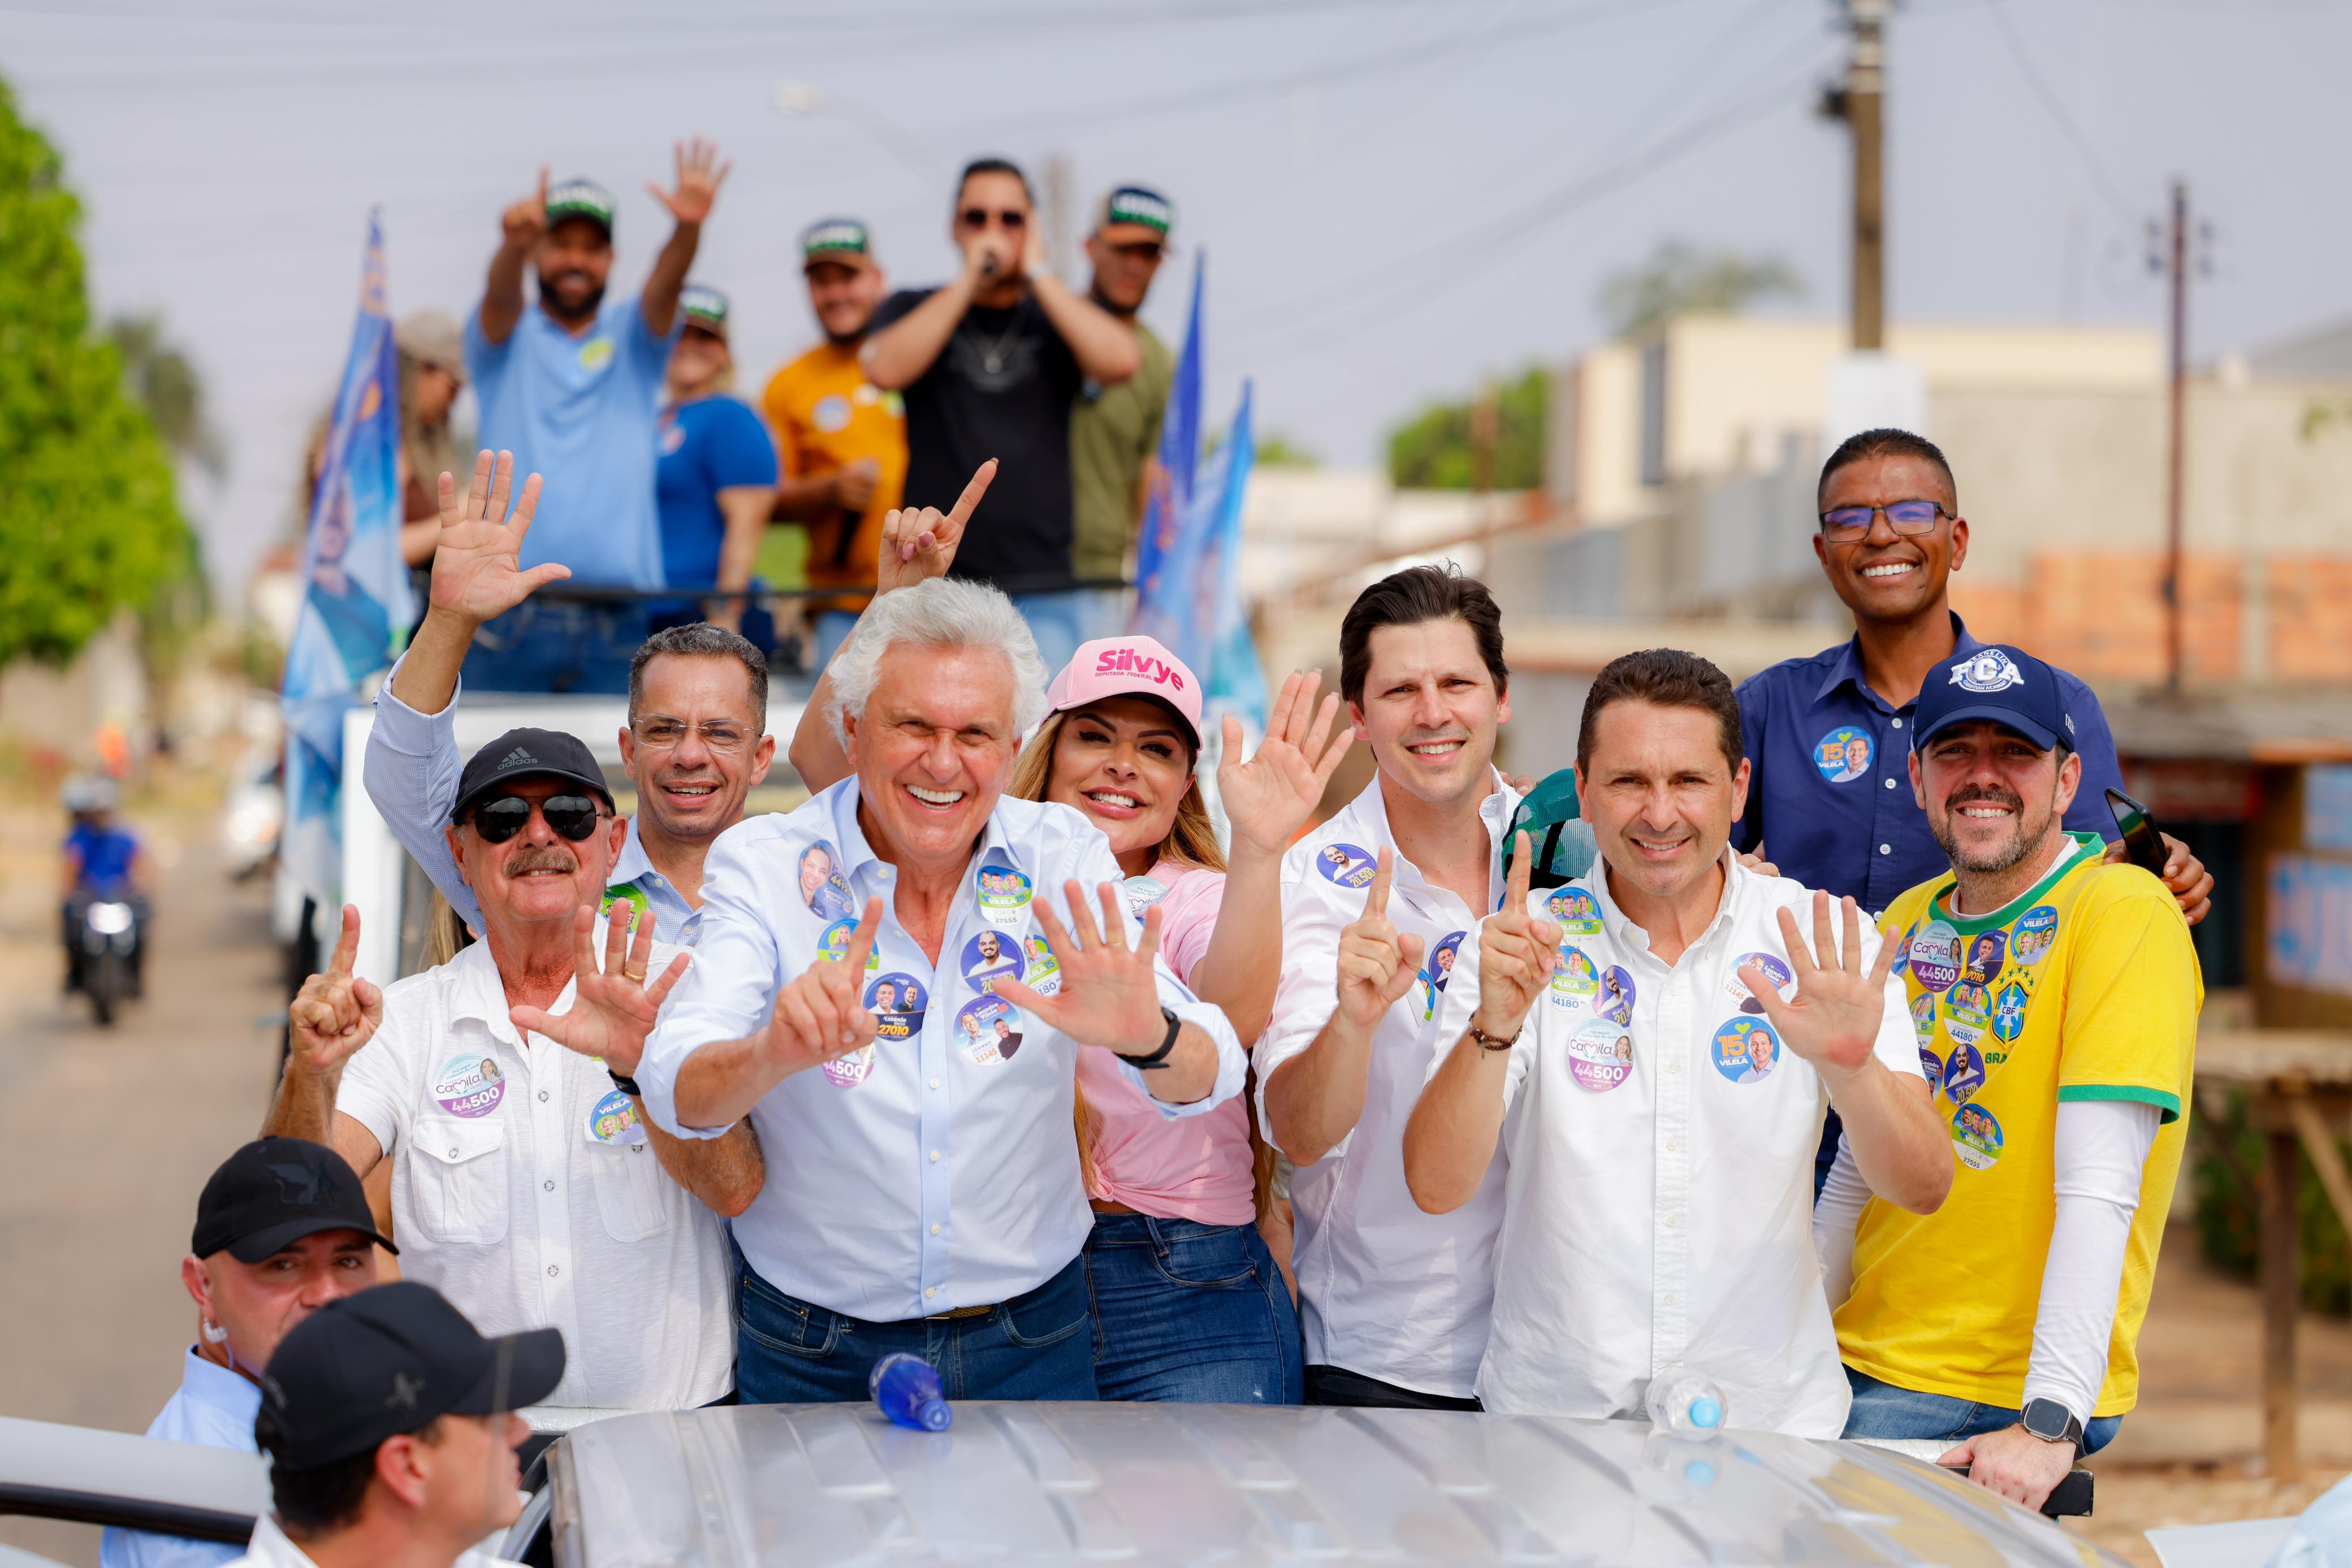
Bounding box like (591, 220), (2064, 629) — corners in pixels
(1575, 648), (1743, 776)
(628, 623), (768, 730)
(1338, 565), (1508, 707)
(255, 1409), (442, 1537)
(955, 157), (1033, 208)
(1817, 427), (1958, 512)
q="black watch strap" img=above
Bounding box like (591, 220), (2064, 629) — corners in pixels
(1116, 1006), (1184, 1071)
(2020, 1398), (2083, 1456)
(609, 1068), (643, 1098)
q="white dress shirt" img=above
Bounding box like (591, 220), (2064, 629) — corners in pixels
(101, 1349), (258, 1568)
(364, 660), (699, 944)
(1253, 772), (1520, 1400)
(637, 780), (1247, 1323)
(1432, 851), (1921, 1436)
(223, 1514), (520, 1568)
(335, 938), (732, 1410)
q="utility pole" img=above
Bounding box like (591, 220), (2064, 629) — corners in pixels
(2162, 180), (2188, 696)
(1844, 0), (1887, 350)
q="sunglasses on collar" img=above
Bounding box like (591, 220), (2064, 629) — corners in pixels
(468, 794), (607, 844)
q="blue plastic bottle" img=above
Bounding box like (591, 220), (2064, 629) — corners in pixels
(1645, 1370), (1727, 1442)
(869, 1352), (953, 1431)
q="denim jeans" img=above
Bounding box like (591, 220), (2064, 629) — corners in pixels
(1082, 1212), (1303, 1404)
(1009, 590), (1090, 679)
(732, 1242), (1097, 1404)
(1841, 1367), (2121, 1453)
(460, 600), (647, 696)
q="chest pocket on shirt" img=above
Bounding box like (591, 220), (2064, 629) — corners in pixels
(587, 1137), (674, 1243)
(409, 1117), (510, 1245)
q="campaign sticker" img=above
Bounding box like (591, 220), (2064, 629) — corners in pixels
(815, 918), (881, 974)
(1909, 991), (1938, 1045)
(1020, 932), (1061, 998)
(577, 336), (615, 372)
(1568, 1016), (1635, 1094)
(959, 929), (1023, 993)
(864, 972), (928, 1042)
(1123, 874), (1170, 919)
(1942, 980), (1992, 1047)
(1547, 887), (1602, 935)
(954, 994), (1024, 1065)
(1942, 1041), (1987, 1104)
(1908, 920), (1964, 991)
(974, 860), (1033, 929)
(1725, 951), (1794, 1014)
(1918, 1044), (1944, 1094)
(1711, 1016), (1780, 1084)
(1961, 929), (2009, 987)
(599, 882), (648, 938)
(797, 840), (854, 922)
(1992, 981), (2034, 1045)
(1596, 965), (1636, 1026)
(1888, 921), (1917, 979)
(1551, 946), (1600, 1005)
(585, 1088), (647, 1146)
(433, 1053), (506, 1119)
(1425, 932), (1467, 992)
(1814, 725), (1875, 784)
(1952, 1102), (2004, 1170)
(2012, 906), (2060, 965)
(823, 1044), (876, 1090)
(812, 393), (852, 434)
(1313, 842), (1378, 891)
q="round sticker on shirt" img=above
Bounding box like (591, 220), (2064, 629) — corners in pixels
(1918, 1045), (1944, 1094)
(1425, 932), (1466, 992)
(1813, 725), (1876, 783)
(1711, 1016), (1780, 1084)
(1550, 946), (1599, 1005)
(1961, 930), (2008, 987)
(864, 973), (928, 1041)
(816, 918), (881, 973)
(975, 860), (1033, 929)
(1547, 887), (1602, 935)
(812, 393), (853, 434)
(2012, 906), (2060, 965)
(1887, 921), (1917, 980)
(600, 882), (650, 939)
(577, 336), (615, 372)
(1021, 932), (1062, 998)
(1942, 981), (1991, 1049)
(1724, 951), (1794, 1014)
(1568, 1016), (1635, 1094)
(1909, 991), (1938, 1045)
(1991, 980), (2034, 1045)
(1313, 843), (1378, 890)
(797, 840), (854, 922)
(585, 1089), (647, 1147)
(1908, 920), (1964, 992)
(433, 1054), (505, 1119)
(1953, 1102), (2004, 1170)
(657, 418), (686, 456)
(1123, 874), (1171, 919)
(824, 1043), (877, 1089)
(958, 929), (1023, 993)
(1596, 965), (1636, 1026)
(1942, 1041), (1987, 1104)
(954, 994), (1024, 1065)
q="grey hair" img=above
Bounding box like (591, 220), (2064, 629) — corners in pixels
(827, 578), (1048, 747)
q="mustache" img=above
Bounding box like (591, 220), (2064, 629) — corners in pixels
(504, 846), (580, 876)
(1943, 782), (2024, 816)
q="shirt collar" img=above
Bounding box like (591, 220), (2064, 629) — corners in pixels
(1812, 610), (1982, 710)
(610, 817), (664, 890)
(1590, 846), (1744, 959)
(445, 937), (569, 1040)
(827, 777), (1029, 894)
(178, 1345), (262, 1419)
(241, 1514), (318, 1568)
(1347, 766), (1518, 910)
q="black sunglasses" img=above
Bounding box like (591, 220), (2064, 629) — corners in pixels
(470, 794), (605, 844)
(959, 207), (1026, 229)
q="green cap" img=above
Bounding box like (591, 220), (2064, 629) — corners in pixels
(801, 218), (874, 271)
(1096, 185), (1174, 240)
(679, 285), (729, 337)
(545, 177), (616, 236)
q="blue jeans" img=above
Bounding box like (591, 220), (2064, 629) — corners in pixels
(1841, 1367), (2121, 1453)
(733, 1242), (1097, 1404)
(460, 600), (647, 696)
(1083, 1212), (1303, 1404)
(1009, 591), (1090, 680)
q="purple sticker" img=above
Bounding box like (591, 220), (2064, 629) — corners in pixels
(1961, 929), (2008, 987)
(1596, 965), (1635, 1026)
(823, 1045), (876, 1089)
(433, 1053), (505, 1119)
(1726, 951), (1793, 1014)
(1314, 842), (1377, 890)
(1568, 1017), (1634, 1093)
(1942, 1041), (1987, 1103)
(1907, 920), (1963, 992)
(864, 972), (928, 1041)
(954, 993), (1024, 1065)
(959, 929), (1023, 993)
(797, 839), (853, 921)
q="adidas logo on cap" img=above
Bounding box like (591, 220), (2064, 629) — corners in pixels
(500, 747), (536, 769)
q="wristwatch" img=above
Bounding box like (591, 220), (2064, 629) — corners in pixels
(1116, 1006), (1184, 1071)
(608, 1068), (643, 1098)
(2020, 1397), (2084, 1457)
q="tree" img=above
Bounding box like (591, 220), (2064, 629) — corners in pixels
(0, 77), (192, 666)
(109, 313), (226, 479)
(1597, 239), (1805, 339)
(1385, 367), (1545, 491)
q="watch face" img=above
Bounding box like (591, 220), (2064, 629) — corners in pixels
(2021, 1399), (2076, 1442)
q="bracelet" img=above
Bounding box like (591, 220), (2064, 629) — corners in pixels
(1467, 1019), (1518, 1053)
(608, 1069), (642, 1098)
(1116, 1006), (1183, 1071)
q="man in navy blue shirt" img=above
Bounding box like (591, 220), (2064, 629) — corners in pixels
(1729, 428), (2211, 1185)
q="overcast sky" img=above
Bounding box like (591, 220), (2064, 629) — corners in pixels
(3, 0), (2348, 604)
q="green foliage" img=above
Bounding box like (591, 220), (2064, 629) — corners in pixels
(0, 77), (192, 667)
(1385, 367), (1545, 491)
(1597, 239), (1806, 339)
(1255, 431), (1319, 469)
(109, 313), (225, 478)
(2193, 1087), (2352, 1315)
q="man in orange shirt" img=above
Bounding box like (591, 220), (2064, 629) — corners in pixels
(762, 219), (908, 669)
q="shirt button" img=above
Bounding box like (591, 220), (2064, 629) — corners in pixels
(924, 1287), (936, 1300)
(448, 1146), (460, 1158)
(1666, 1214), (1680, 1229)
(547, 1264), (560, 1277)
(931, 1224), (941, 1236)
(1663, 1293), (1677, 1306)
(538, 1090), (550, 1102)
(929, 1078), (940, 1090)
(632, 1143), (646, 1154)
(929, 1150), (941, 1163)
(1884, 778), (1897, 790)
(1667, 1061), (1681, 1075)
(1666, 1137), (1681, 1153)
(1879, 844), (1892, 855)
(1890, 717), (1904, 729)
(543, 1180), (555, 1192)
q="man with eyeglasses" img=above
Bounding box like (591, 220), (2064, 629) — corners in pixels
(860, 157), (1143, 675)
(1069, 185), (1178, 645)
(265, 722), (762, 1411)
(365, 451), (779, 949)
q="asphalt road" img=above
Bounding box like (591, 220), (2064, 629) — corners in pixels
(0, 806), (286, 1567)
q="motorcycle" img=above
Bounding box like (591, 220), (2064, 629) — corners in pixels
(67, 893), (143, 1027)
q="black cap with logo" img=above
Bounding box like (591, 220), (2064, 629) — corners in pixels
(192, 1138), (395, 1264)
(260, 1282), (567, 1470)
(449, 727), (615, 825)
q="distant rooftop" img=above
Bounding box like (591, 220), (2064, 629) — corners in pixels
(2246, 316), (2352, 383)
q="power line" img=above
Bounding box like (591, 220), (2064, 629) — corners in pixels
(1983, 0), (2134, 222)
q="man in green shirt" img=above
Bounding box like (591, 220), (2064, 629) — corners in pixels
(1069, 185), (1178, 644)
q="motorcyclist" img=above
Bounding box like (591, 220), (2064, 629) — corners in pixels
(62, 774), (149, 997)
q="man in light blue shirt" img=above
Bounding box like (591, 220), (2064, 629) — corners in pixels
(462, 144), (728, 693)
(105, 1138), (387, 1568)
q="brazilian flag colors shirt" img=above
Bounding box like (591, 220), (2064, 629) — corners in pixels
(1835, 832), (2201, 1415)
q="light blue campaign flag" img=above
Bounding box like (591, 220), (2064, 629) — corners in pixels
(280, 211), (413, 911)
(1131, 254), (1203, 621)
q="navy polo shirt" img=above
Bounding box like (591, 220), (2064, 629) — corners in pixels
(1731, 614), (2127, 916)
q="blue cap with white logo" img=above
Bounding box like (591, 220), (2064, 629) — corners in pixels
(1910, 644), (2076, 755)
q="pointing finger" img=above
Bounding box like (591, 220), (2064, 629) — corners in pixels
(536, 165), (549, 206)
(842, 896), (884, 974)
(1364, 847), (1393, 919)
(1507, 829), (1533, 909)
(326, 903), (362, 978)
(945, 458), (999, 530)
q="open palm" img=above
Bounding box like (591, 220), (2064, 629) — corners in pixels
(1218, 669), (1353, 859)
(512, 903), (689, 1078)
(992, 881), (1166, 1052)
(429, 449), (572, 624)
(1743, 893), (1897, 1081)
(648, 137), (730, 226)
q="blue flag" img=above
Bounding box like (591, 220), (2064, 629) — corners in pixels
(280, 211), (413, 910)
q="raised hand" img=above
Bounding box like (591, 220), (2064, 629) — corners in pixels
(289, 904), (383, 1077)
(1218, 670), (1354, 860)
(1740, 893), (1897, 1083)
(1333, 849), (1426, 1030)
(1473, 831), (1560, 1042)
(648, 137), (730, 227)
(428, 450), (570, 625)
(992, 882), (1167, 1052)
(510, 903), (690, 1078)
(876, 460), (995, 596)
(500, 166), (549, 252)
(760, 896), (882, 1077)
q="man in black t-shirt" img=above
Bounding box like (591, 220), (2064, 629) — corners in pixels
(862, 157), (1142, 675)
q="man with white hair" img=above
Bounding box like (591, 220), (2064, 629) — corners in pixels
(609, 555), (1248, 1402)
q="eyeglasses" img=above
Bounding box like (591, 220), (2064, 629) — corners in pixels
(632, 719), (751, 753)
(1108, 239), (1165, 261)
(469, 794), (606, 844)
(958, 207), (1027, 231)
(1817, 499), (1952, 543)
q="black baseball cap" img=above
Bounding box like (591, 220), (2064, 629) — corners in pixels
(450, 727), (614, 825)
(1911, 643), (2077, 755)
(260, 1283), (565, 1470)
(192, 1138), (395, 1264)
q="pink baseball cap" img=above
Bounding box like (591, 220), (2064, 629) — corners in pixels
(1043, 636), (1203, 750)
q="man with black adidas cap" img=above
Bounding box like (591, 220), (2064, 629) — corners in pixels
(267, 722), (759, 1411)
(103, 1139), (390, 1568)
(230, 1282), (561, 1568)
(1070, 184), (1179, 644)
